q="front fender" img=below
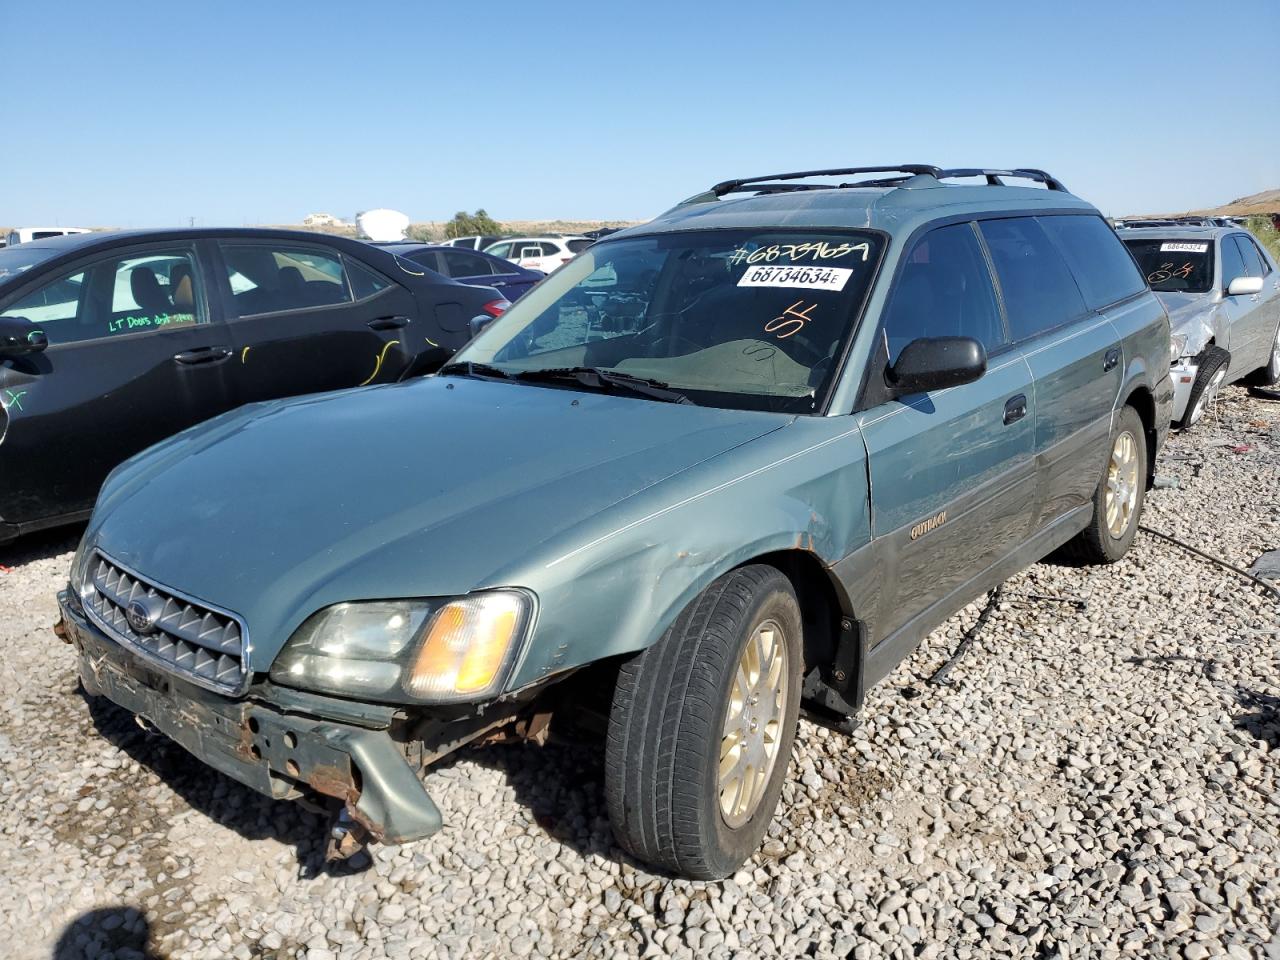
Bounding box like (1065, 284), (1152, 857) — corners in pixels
(501, 418), (871, 689)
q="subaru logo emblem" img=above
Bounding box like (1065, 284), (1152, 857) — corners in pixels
(126, 597), (163, 635)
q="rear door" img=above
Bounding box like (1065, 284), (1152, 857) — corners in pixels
(979, 216), (1123, 528)
(859, 221), (1035, 651)
(0, 242), (235, 525)
(211, 239), (419, 403)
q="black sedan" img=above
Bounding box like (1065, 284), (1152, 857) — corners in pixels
(380, 243), (545, 301)
(0, 228), (509, 543)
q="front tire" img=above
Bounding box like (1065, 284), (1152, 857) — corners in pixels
(605, 565), (802, 879)
(1063, 405), (1148, 565)
(1180, 346), (1229, 428)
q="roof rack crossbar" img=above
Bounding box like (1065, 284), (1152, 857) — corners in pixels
(710, 165), (943, 197)
(938, 168), (1069, 192)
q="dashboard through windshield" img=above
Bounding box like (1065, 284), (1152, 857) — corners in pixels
(448, 229), (884, 413)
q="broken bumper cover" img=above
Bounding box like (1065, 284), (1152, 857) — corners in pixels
(1169, 360), (1195, 424)
(59, 592), (442, 844)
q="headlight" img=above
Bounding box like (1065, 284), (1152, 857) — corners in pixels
(1169, 333), (1188, 363)
(270, 590), (533, 703)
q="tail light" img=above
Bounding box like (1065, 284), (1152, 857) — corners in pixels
(482, 299), (511, 318)
(560, 257), (573, 264)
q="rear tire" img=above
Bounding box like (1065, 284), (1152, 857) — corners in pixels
(1062, 405), (1148, 565)
(605, 565), (802, 879)
(1179, 346), (1229, 428)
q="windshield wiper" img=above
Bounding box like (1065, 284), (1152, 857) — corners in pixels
(514, 366), (692, 404)
(438, 361), (517, 381)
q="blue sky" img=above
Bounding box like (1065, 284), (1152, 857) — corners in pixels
(3, 0), (1277, 226)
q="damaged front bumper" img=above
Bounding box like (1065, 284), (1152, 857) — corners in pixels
(58, 591), (444, 847)
(1169, 359), (1196, 424)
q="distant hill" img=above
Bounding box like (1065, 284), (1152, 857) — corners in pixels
(1136, 187), (1280, 219)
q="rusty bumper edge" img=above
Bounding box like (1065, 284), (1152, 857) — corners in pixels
(59, 592), (443, 844)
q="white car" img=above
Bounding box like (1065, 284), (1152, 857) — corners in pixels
(484, 235), (592, 273)
(441, 235), (502, 251)
(6, 226), (91, 246)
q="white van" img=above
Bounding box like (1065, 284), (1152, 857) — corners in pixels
(6, 227), (92, 246)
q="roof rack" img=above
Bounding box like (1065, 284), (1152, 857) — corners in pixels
(710, 166), (943, 197)
(706, 165), (1068, 199)
(936, 168), (1069, 192)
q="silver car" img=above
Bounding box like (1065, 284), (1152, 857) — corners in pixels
(1120, 224), (1280, 427)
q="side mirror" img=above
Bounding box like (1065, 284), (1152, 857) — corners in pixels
(1227, 276), (1263, 297)
(0, 316), (48, 358)
(888, 336), (987, 395)
(469, 314), (494, 339)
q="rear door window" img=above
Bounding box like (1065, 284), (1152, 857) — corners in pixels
(882, 222), (1005, 363)
(219, 244), (352, 316)
(346, 258), (393, 299)
(439, 250), (494, 278)
(979, 217), (1089, 342)
(1039, 215), (1147, 309)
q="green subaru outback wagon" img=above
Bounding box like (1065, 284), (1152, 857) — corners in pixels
(59, 166), (1172, 879)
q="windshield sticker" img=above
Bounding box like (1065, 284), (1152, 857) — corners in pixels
(727, 241), (870, 267)
(1160, 242), (1209, 253)
(764, 300), (817, 339)
(1147, 262), (1196, 284)
(738, 264), (852, 291)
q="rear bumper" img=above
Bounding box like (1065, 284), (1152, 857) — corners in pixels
(60, 592), (442, 844)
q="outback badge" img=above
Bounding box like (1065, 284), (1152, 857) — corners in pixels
(910, 511), (947, 541)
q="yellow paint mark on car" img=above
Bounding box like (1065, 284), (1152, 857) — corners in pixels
(240, 347), (251, 363)
(359, 340), (401, 386)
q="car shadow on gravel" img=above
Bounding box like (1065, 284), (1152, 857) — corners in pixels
(53, 906), (161, 960)
(0, 524), (82, 568)
(82, 693), (372, 879)
(436, 737), (642, 868)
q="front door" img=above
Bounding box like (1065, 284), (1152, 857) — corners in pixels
(0, 243), (234, 525)
(858, 221), (1035, 651)
(211, 239), (420, 403)
(1228, 233), (1280, 372)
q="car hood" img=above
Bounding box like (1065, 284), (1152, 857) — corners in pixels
(86, 376), (788, 668)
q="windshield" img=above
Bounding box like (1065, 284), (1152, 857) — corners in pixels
(1122, 237), (1215, 293)
(0, 245), (63, 285)
(449, 229), (883, 413)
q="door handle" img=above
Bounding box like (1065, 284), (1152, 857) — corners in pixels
(367, 315), (410, 331)
(173, 346), (232, 365)
(1003, 394), (1027, 425)
(1103, 347), (1120, 372)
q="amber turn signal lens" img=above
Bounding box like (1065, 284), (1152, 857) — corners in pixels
(405, 592), (528, 700)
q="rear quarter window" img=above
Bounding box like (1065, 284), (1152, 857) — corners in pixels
(1039, 215), (1147, 309)
(979, 217), (1088, 342)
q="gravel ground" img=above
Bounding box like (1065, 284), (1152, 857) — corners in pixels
(2, 385), (1278, 960)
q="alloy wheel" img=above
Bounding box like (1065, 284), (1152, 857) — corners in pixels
(718, 618), (789, 828)
(1104, 429), (1140, 538)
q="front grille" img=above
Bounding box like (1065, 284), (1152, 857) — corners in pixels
(82, 551), (249, 695)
